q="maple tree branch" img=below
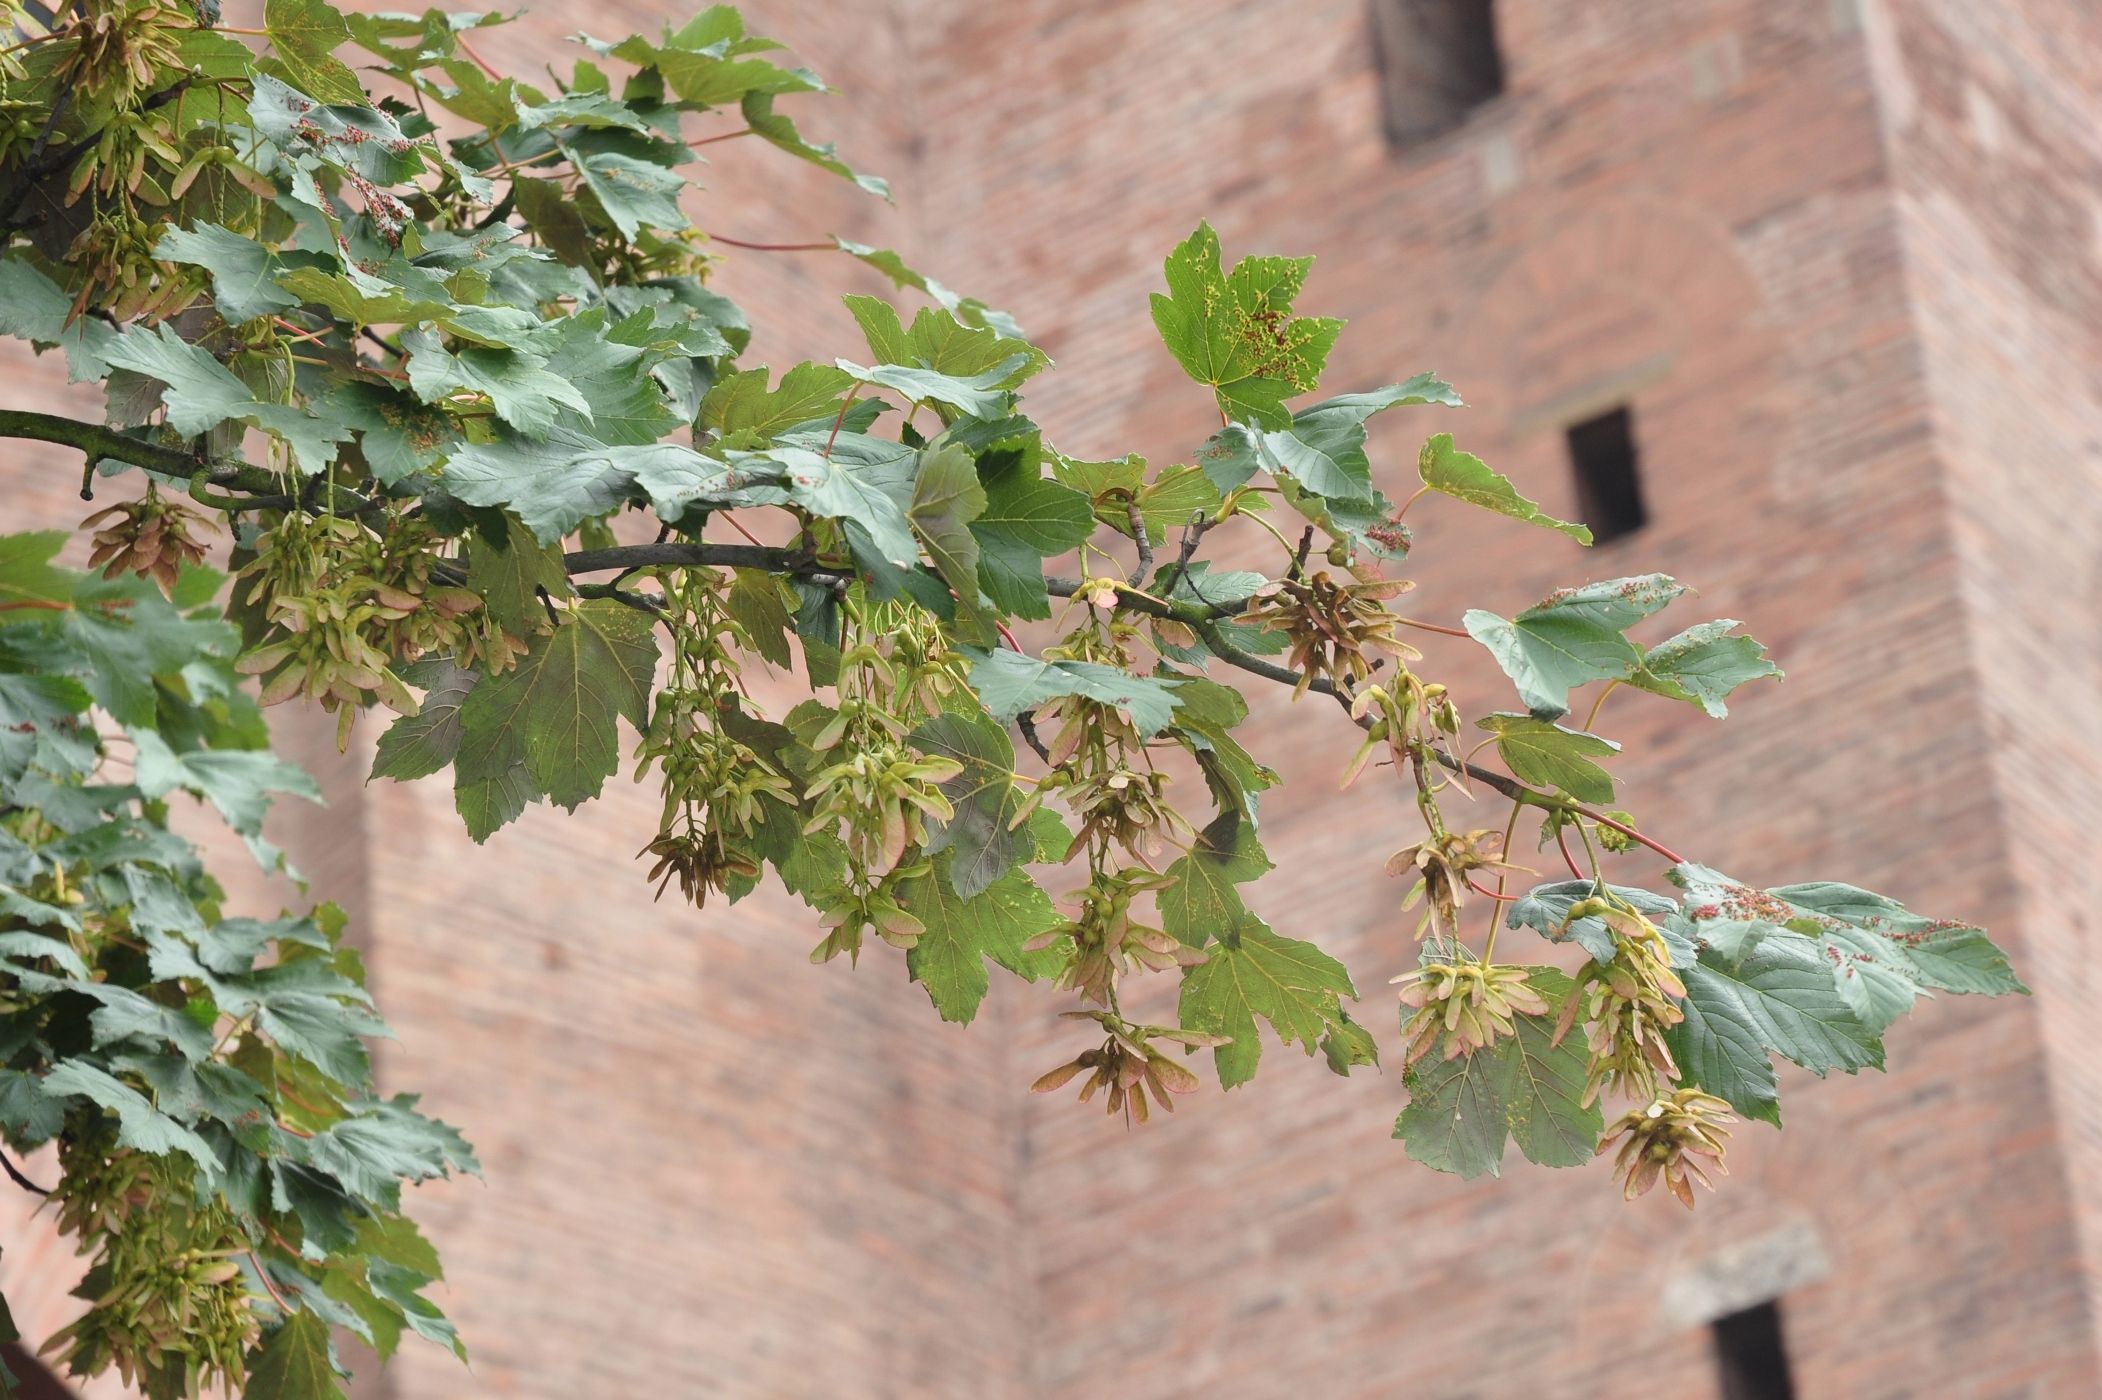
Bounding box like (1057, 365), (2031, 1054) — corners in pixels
(1125, 502), (1153, 579)
(1156, 510), (1213, 598)
(707, 234), (836, 252)
(0, 1146), (49, 1195)
(0, 408), (211, 484)
(1042, 575), (1241, 620)
(19, 438), (1688, 865)
(0, 77), (190, 229)
(562, 541), (851, 585)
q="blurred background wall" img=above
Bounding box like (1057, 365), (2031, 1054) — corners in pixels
(6, 1), (2102, 1396)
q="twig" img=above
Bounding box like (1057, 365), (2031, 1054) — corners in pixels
(248, 1252), (295, 1314)
(708, 233), (835, 252)
(1125, 501), (1153, 580)
(562, 541), (849, 585)
(454, 32), (503, 80)
(576, 581), (666, 614)
(0, 1147), (49, 1195)
(1157, 510), (1212, 599)
(822, 386), (861, 461)
(1393, 616), (1470, 639)
(1015, 710), (1051, 763)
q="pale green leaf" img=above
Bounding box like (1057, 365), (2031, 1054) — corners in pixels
(1177, 920), (1356, 1089)
(1475, 712), (1619, 803)
(1463, 574), (1685, 717)
(245, 1311), (345, 1400)
(900, 860), (1059, 1024)
(1625, 619), (1783, 718)
(966, 650), (1181, 735)
(1418, 432), (1591, 543)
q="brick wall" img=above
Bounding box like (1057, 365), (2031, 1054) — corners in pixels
(909, 0), (2097, 1394)
(1863, 0), (2102, 1366)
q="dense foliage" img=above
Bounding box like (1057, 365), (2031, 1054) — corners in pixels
(0, 2), (2024, 1395)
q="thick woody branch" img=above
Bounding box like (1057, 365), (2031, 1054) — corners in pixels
(563, 542), (849, 584)
(9, 431), (1684, 864)
(0, 408), (377, 512)
(0, 408), (213, 484)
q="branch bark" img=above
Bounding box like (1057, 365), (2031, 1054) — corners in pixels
(3, 418), (1685, 865)
(563, 541), (849, 584)
(0, 408), (210, 483)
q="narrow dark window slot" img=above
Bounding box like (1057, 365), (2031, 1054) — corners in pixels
(1370, 1), (1506, 148)
(1712, 1301), (1798, 1400)
(1565, 404), (1648, 543)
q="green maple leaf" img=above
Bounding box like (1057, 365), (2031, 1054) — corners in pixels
(1305, 373), (1463, 418)
(1625, 618), (1783, 718)
(700, 362), (854, 437)
(371, 659), (479, 783)
(1665, 974), (1784, 1127)
(129, 730), (321, 845)
(843, 294), (913, 366)
(438, 430), (637, 545)
(245, 1311), (346, 1400)
(835, 239), (1027, 338)
(1776, 890), (2019, 998)
(365, 1259), (465, 1358)
(1177, 919), (1357, 1088)
(1052, 454), (1223, 546)
(1679, 936), (1884, 1077)
(1505, 879), (1679, 965)
(571, 146), (689, 239)
(1321, 1008), (1382, 1077)
(837, 355), (1027, 420)
(1768, 880), (2024, 1026)
(465, 519), (573, 635)
(455, 601), (657, 817)
(966, 649), (1181, 735)
(39, 1062), (218, 1175)
(155, 223), (317, 326)
(765, 443), (919, 573)
(1167, 675), (1277, 815)
(102, 323), (347, 471)
(1199, 379), (1453, 501)
(608, 11), (820, 107)
(0, 258), (119, 380)
(1475, 712), (1619, 803)
(1394, 968), (1598, 1177)
(541, 309), (680, 446)
(1417, 433), (1591, 543)
(1148, 221), (1343, 429)
(250, 74), (426, 185)
(1463, 574), (1686, 717)
(9, 571), (236, 727)
(264, 0), (366, 105)
(743, 91), (890, 198)
(967, 428), (1091, 620)
(725, 569), (794, 669)
(899, 858), (1060, 1024)
(0, 531), (72, 608)
(404, 330), (590, 439)
(910, 439), (988, 587)
(301, 1097), (476, 1208)
(1159, 817), (1271, 948)
(911, 707), (1022, 899)
(320, 380), (450, 474)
